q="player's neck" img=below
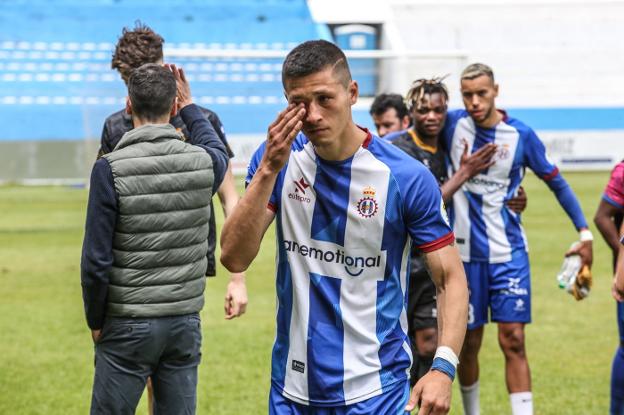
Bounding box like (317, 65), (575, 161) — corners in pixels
(476, 108), (503, 129)
(132, 115), (170, 129)
(411, 128), (438, 151)
(314, 123), (367, 161)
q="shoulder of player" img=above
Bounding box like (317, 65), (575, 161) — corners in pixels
(500, 114), (535, 136)
(367, 136), (431, 180)
(194, 105), (222, 123)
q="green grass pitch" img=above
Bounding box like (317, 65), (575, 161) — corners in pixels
(0, 171), (617, 414)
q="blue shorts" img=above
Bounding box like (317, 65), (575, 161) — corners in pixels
(268, 381), (410, 415)
(464, 250), (531, 330)
(618, 301), (624, 343)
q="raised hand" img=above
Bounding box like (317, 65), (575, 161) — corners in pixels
(164, 63), (192, 110)
(261, 103), (306, 174)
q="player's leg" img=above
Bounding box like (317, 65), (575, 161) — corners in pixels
(611, 302), (624, 415)
(151, 314), (202, 415)
(491, 251), (532, 415)
(90, 318), (155, 415)
(413, 326), (437, 379)
(458, 261), (489, 415)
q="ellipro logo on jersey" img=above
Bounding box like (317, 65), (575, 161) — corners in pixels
(288, 177), (311, 203)
(282, 240), (382, 277)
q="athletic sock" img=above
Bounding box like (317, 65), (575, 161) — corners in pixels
(460, 381), (480, 415)
(611, 346), (624, 415)
(509, 391), (533, 415)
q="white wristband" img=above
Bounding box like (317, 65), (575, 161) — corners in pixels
(579, 229), (593, 242)
(434, 346), (459, 368)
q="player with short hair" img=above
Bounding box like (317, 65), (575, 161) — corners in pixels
(369, 93), (411, 138)
(594, 161), (624, 415)
(442, 63), (593, 415)
(387, 77), (528, 389)
(221, 39), (469, 414)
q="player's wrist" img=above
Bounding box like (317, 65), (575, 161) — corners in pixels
(431, 346), (459, 381)
(579, 228), (593, 242)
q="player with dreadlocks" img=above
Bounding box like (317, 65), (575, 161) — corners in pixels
(386, 77), (527, 387)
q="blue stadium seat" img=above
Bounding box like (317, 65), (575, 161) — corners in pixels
(0, 0), (331, 140)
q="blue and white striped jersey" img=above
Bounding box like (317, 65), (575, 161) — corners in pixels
(246, 129), (453, 406)
(442, 109), (559, 263)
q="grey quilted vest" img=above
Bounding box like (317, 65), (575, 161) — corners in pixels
(102, 124), (214, 317)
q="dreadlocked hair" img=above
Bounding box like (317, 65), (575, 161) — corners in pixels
(405, 77), (449, 111)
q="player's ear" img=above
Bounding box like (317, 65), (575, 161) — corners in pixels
(348, 80), (359, 105)
(493, 83), (499, 97)
(170, 97), (178, 117)
(401, 115), (410, 129)
(125, 96), (132, 115)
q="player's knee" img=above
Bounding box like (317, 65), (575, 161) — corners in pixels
(415, 328), (437, 358)
(462, 332), (482, 357)
(498, 326), (526, 357)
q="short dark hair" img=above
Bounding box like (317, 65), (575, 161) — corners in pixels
(127, 63), (176, 121)
(369, 93), (409, 119)
(282, 40), (351, 88)
(112, 22), (164, 84)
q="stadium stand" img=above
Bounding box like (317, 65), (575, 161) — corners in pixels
(0, 0), (330, 141)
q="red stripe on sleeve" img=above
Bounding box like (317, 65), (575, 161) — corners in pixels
(542, 167), (559, 182)
(267, 202), (277, 213)
(417, 232), (455, 253)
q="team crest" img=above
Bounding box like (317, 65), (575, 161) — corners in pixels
(357, 186), (378, 218)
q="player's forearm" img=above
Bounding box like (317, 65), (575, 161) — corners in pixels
(220, 165), (276, 272)
(217, 166), (240, 218)
(595, 213), (621, 254)
(546, 174), (588, 230)
(426, 246), (469, 355)
(440, 168), (470, 204)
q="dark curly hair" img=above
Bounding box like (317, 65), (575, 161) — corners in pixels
(111, 22), (164, 84)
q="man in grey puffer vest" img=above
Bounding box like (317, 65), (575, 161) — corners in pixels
(81, 63), (228, 414)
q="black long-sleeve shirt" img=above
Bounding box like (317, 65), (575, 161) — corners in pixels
(81, 104), (228, 329)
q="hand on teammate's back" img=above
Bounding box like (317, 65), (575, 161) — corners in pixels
(165, 63), (193, 110)
(506, 186), (528, 214)
(261, 103), (306, 174)
(459, 141), (497, 178)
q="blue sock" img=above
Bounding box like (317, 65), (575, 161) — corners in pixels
(611, 346), (624, 415)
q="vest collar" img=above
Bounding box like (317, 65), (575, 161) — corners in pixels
(114, 124), (183, 151)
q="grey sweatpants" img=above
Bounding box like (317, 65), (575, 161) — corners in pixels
(90, 313), (202, 415)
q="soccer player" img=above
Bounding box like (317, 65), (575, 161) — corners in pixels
(388, 78), (528, 388)
(221, 40), (469, 414)
(594, 161), (624, 414)
(440, 63), (593, 415)
(369, 93), (411, 138)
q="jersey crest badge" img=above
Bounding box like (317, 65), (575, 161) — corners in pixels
(357, 186), (378, 218)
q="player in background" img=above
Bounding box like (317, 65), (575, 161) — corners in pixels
(100, 23), (247, 319)
(594, 161), (624, 415)
(441, 63), (593, 415)
(221, 40), (469, 414)
(369, 93), (411, 139)
(98, 23), (247, 414)
(381, 78), (528, 388)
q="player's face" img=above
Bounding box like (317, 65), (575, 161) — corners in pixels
(284, 67), (357, 147)
(372, 108), (409, 137)
(412, 93), (447, 140)
(460, 75), (499, 126)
